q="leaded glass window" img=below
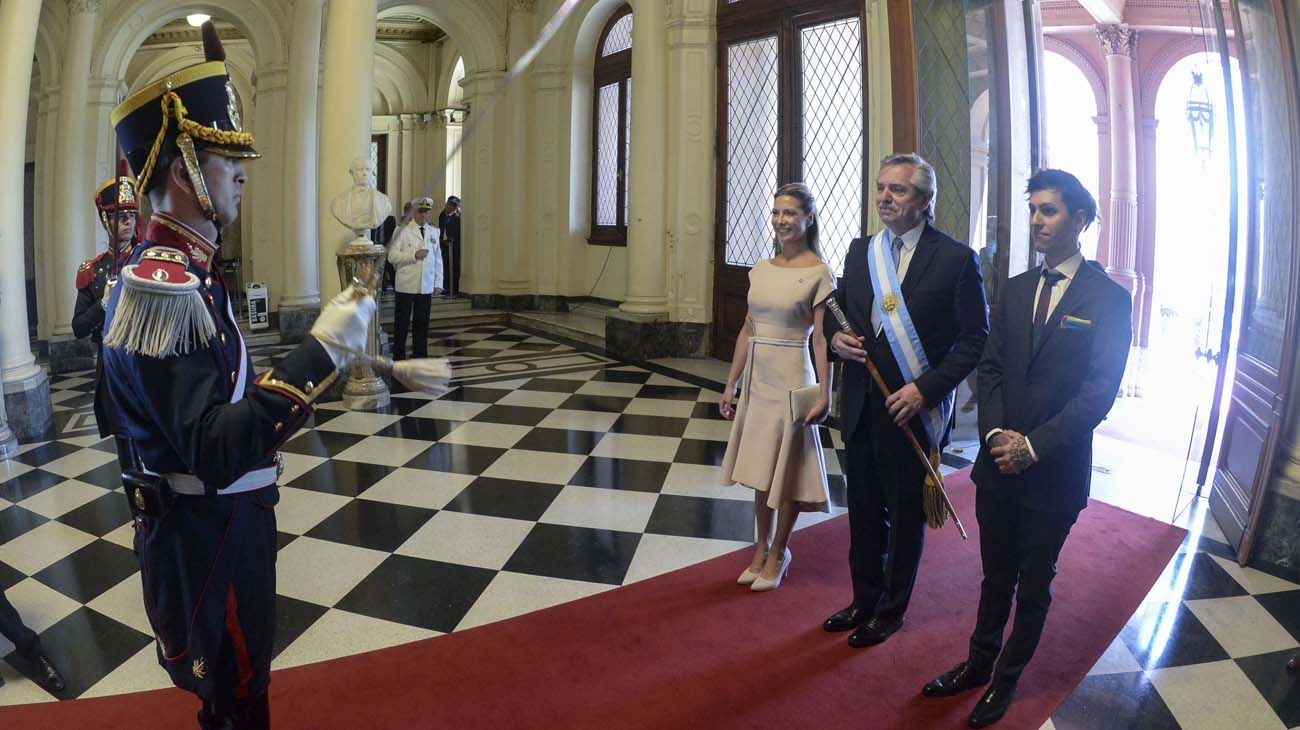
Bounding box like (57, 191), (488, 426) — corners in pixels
(590, 6), (633, 246)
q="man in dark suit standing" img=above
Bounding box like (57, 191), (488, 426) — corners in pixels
(823, 153), (988, 647)
(922, 169), (1132, 728)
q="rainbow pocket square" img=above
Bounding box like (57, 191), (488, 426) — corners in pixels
(1060, 315), (1093, 330)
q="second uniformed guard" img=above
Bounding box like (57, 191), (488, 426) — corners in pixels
(74, 160), (140, 438)
(100, 22), (374, 730)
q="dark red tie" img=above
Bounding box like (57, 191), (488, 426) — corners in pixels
(1033, 270), (1066, 345)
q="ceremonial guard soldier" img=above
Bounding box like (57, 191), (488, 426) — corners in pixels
(74, 162), (140, 437)
(99, 23), (374, 729)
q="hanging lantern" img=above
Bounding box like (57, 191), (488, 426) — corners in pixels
(1185, 70), (1215, 165)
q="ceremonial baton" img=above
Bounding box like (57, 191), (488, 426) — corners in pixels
(823, 295), (967, 539)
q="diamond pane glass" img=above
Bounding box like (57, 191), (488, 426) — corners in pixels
(602, 14), (633, 56)
(624, 78), (633, 224)
(595, 82), (620, 226)
(724, 36), (780, 268)
(800, 17), (863, 277)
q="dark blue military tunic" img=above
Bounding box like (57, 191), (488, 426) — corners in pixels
(100, 212), (337, 704)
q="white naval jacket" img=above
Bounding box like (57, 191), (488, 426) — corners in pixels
(387, 219), (443, 294)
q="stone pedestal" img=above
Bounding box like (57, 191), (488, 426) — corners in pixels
(337, 241), (390, 411)
(48, 335), (97, 374)
(605, 311), (708, 360)
(4, 369), (53, 443)
(277, 305), (320, 345)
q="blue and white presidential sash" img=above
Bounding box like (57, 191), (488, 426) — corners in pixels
(867, 232), (954, 450)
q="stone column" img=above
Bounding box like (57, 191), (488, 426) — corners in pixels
(492, 0), (536, 304)
(1137, 115), (1159, 349)
(316, 0), (378, 302)
(34, 89), (56, 341)
(664, 3), (714, 333)
(459, 71), (503, 303)
(531, 65), (569, 306)
(1096, 24), (1142, 315)
(398, 114), (416, 207)
(620, 0), (669, 316)
(279, 0), (326, 341)
(0, 0), (51, 446)
(47, 0), (101, 371)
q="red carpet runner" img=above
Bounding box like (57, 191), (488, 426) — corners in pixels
(3, 469), (1185, 729)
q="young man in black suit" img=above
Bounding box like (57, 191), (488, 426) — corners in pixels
(823, 153), (988, 647)
(922, 169), (1132, 727)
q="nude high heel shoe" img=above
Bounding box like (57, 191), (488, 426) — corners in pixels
(737, 551), (768, 585)
(750, 548), (791, 592)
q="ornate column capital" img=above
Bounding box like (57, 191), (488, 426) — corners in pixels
(1096, 24), (1137, 57)
(67, 0), (102, 15)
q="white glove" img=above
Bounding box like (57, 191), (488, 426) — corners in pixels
(101, 276), (117, 308)
(309, 285), (376, 369)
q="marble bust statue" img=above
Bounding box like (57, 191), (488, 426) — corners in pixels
(329, 156), (393, 238)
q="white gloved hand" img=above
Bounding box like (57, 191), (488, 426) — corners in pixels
(309, 285), (376, 369)
(101, 276), (117, 308)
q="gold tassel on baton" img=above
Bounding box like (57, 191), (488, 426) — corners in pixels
(824, 296), (968, 540)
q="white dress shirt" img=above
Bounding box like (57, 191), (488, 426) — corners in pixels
(388, 220), (443, 295)
(870, 221), (926, 335)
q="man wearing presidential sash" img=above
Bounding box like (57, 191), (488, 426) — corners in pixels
(821, 154), (989, 648)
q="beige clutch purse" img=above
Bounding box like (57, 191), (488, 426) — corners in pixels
(789, 385), (823, 423)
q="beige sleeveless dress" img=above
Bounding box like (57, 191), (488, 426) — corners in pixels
(720, 259), (834, 512)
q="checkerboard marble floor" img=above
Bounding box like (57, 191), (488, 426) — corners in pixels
(0, 323), (1297, 730)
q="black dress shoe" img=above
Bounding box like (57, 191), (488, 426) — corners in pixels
(34, 654), (65, 693)
(823, 605), (869, 633)
(1288, 654), (1299, 673)
(847, 615), (904, 647)
(922, 661), (992, 698)
(968, 683), (1016, 728)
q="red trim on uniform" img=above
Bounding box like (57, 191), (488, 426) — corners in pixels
(225, 585), (254, 699)
(145, 212), (218, 272)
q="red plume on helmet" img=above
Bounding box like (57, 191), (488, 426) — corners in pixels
(117, 158), (130, 179)
(201, 20), (226, 63)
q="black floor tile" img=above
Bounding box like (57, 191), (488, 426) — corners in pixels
(32, 539), (140, 604)
(374, 397), (436, 416)
(827, 474), (847, 508)
(1162, 551), (1249, 601)
(305, 499), (436, 553)
(1119, 600), (1231, 669)
(276, 531), (298, 551)
(644, 495), (755, 543)
(74, 462), (124, 491)
(691, 401), (729, 421)
(940, 452), (973, 469)
(279, 430), (366, 459)
(452, 347), (505, 359)
(375, 416), (462, 442)
(636, 385), (701, 401)
(283, 460), (396, 498)
(1236, 649), (1300, 727)
(336, 554), (495, 633)
(503, 342), (559, 352)
(513, 428), (605, 455)
(442, 478), (563, 522)
(610, 414), (689, 438)
(569, 457), (671, 493)
(88, 438), (119, 454)
(439, 386), (509, 404)
(472, 404), (552, 427)
(271, 594), (331, 660)
(520, 377), (586, 394)
(503, 523), (641, 585)
(1254, 590), (1300, 645)
(0, 468), (66, 500)
(673, 439), (729, 467)
(1051, 671), (1181, 730)
(0, 505), (49, 545)
(590, 369), (651, 384)
(559, 394), (631, 413)
(0, 559), (25, 592)
(301, 409), (343, 430)
(482, 333), (529, 342)
(405, 443), (506, 475)
(12, 606), (152, 698)
(53, 393), (95, 410)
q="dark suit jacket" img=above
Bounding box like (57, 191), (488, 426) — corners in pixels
(827, 224), (989, 446)
(972, 259), (1133, 514)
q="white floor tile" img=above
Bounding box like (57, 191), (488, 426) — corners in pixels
(622, 533), (750, 584)
(1184, 596), (1300, 658)
(589, 433), (681, 463)
(537, 409), (620, 432)
(275, 487), (351, 535)
(455, 572), (611, 631)
(80, 644), (173, 698)
(0, 579), (81, 643)
(540, 485), (659, 533)
(481, 450), (586, 484)
(661, 463), (751, 502)
(623, 398), (698, 418)
(272, 608), (438, 670)
(334, 435), (438, 467)
(86, 574), (152, 636)
(275, 537), (388, 607)
(360, 467), (475, 510)
(396, 510), (533, 570)
(0, 522), (97, 575)
(36, 449), (117, 479)
(1150, 659), (1286, 730)
(311, 411), (403, 436)
(16, 480), (108, 519)
(438, 422), (532, 449)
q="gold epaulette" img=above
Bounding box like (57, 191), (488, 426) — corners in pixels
(103, 246), (216, 358)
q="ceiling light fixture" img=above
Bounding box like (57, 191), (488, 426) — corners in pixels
(186, 13), (211, 27)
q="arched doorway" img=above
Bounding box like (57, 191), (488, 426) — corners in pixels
(1042, 51), (1101, 260)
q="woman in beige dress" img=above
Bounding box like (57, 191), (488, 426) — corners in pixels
(720, 182), (833, 592)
